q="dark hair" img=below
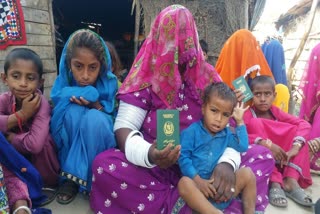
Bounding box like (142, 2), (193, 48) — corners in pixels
(203, 82), (237, 108)
(105, 41), (123, 79)
(250, 75), (275, 91)
(4, 48), (43, 78)
(66, 29), (106, 70)
(199, 39), (208, 54)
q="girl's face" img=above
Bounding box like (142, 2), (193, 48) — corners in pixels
(252, 82), (276, 113)
(201, 95), (233, 135)
(2, 59), (42, 101)
(70, 47), (101, 86)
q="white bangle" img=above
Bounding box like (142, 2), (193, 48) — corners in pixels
(125, 130), (156, 168)
(13, 205), (31, 214)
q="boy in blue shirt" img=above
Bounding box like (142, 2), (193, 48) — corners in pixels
(178, 82), (256, 214)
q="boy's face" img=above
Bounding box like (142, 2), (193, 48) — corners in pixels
(251, 82), (276, 113)
(201, 95), (233, 135)
(1, 59), (42, 101)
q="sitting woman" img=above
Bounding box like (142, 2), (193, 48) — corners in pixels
(244, 75), (313, 208)
(299, 42), (320, 174)
(50, 29), (118, 204)
(90, 5), (274, 214)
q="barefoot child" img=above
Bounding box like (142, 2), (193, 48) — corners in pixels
(178, 82), (256, 214)
(243, 75), (312, 208)
(0, 48), (59, 213)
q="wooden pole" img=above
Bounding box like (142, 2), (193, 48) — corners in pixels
(287, 0), (318, 113)
(132, 0), (141, 57)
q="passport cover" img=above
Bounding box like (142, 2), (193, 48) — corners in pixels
(232, 76), (253, 103)
(156, 110), (180, 150)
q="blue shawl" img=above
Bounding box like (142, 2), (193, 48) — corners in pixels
(50, 29), (118, 152)
(0, 132), (46, 208)
(261, 39), (287, 85)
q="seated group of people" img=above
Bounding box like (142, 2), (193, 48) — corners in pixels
(0, 4), (319, 214)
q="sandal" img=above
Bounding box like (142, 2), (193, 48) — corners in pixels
(40, 187), (58, 206)
(268, 187), (288, 207)
(56, 180), (78, 205)
(284, 187), (313, 207)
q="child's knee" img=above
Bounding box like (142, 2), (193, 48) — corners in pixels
(178, 176), (192, 196)
(239, 167), (256, 183)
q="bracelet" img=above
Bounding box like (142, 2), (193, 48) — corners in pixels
(293, 141), (302, 148)
(97, 106), (103, 111)
(13, 205), (31, 214)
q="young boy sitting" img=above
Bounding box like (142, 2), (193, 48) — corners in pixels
(243, 75), (312, 208)
(178, 82), (256, 214)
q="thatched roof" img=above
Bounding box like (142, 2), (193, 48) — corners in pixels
(275, 0), (320, 34)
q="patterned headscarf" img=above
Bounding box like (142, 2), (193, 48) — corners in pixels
(299, 42), (320, 123)
(118, 5), (221, 107)
(215, 29), (273, 87)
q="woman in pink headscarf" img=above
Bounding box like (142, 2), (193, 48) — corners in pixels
(90, 5), (274, 213)
(299, 43), (320, 173)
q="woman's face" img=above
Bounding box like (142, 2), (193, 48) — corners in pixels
(70, 47), (101, 86)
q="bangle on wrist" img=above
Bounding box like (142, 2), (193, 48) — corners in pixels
(293, 141), (302, 149)
(97, 106), (103, 111)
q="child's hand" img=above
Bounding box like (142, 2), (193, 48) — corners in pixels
(194, 176), (216, 199)
(269, 143), (288, 166)
(70, 96), (90, 106)
(21, 93), (41, 119)
(234, 89), (245, 103)
(286, 146), (299, 162)
(232, 102), (249, 125)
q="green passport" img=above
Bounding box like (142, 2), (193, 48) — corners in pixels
(156, 109), (180, 150)
(232, 76), (253, 103)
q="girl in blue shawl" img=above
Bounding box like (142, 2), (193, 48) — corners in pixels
(50, 29), (118, 204)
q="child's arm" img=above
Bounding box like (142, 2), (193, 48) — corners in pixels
(178, 128), (198, 179)
(9, 95), (51, 154)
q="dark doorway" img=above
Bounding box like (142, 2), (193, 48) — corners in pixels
(53, 0), (136, 73)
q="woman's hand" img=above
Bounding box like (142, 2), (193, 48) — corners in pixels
(193, 175), (216, 198)
(210, 162), (235, 202)
(309, 138), (320, 154)
(148, 142), (180, 169)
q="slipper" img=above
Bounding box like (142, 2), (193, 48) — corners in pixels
(40, 188), (58, 206)
(268, 187), (288, 207)
(56, 180), (78, 205)
(285, 187), (313, 207)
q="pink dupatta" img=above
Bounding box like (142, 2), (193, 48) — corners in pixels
(118, 5), (221, 108)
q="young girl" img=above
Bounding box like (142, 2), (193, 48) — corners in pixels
(243, 75), (313, 208)
(178, 82), (255, 214)
(50, 29), (118, 204)
(0, 48), (59, 213)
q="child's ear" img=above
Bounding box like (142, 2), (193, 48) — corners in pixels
(1, 73), (7, 85)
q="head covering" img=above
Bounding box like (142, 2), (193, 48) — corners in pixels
(262, 39), (287, 85)
(273, 84), (290, 113)
(215, 29), (273, 87)
(118, 5), (221, 107)
(299, 43), (320, 123)
(50, 29), (118, 114)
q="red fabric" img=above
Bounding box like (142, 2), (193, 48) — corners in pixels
(0, 0), (27, 50)
(244, 106), (312, 188)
